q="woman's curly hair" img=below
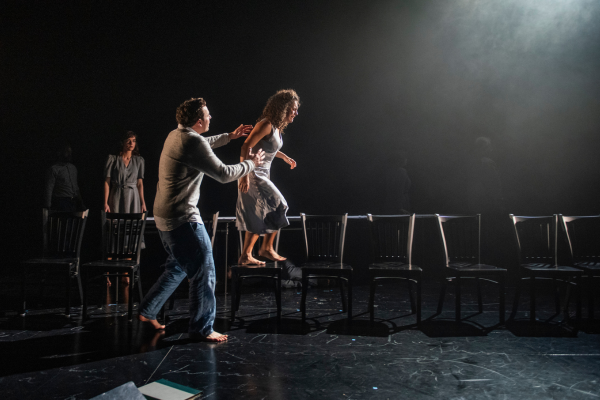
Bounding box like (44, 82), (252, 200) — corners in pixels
(118, 131), (140, 156)
(258, 89), (300, 134)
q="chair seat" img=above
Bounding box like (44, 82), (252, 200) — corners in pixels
(448, 263), (506, 272)
(369, 262), (420, 271)
(23, 257), (78, 266)
(522, 263), (582, 273)
(301, 262), (352, 271)
(231, 262), (282, 276)
(82, 260), (139, 272)
(574, 261), (600, 271)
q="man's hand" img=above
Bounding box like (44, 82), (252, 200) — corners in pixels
(248, 148), (265, 168)
(229, 124), (253, 140)
(239, 176), (250, 193)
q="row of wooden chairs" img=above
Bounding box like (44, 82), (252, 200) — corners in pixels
(21, 210), (147, 320)
(230, 214), (600, 328)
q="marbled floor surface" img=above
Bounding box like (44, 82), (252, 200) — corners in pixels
(0, 281), (599, 400)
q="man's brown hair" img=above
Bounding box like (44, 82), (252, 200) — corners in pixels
(176, 98), (207, 127)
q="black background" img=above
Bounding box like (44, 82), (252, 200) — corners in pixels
(2, 0), (600, 266)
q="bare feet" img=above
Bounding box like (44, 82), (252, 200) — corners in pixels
(258, 249), (286, 262)
(106, 277), (111, 287)
(138, 315), (165, 330)
(238, 254), (265, 265)
(192, 331), (228, 342)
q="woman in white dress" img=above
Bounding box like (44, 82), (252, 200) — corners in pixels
(236, 89), (300, 265)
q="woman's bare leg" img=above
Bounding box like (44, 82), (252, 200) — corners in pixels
(238, 231), (265, 265)
(258, 231), (286, 261)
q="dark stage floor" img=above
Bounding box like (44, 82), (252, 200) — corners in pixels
(1, 281), (599, 399)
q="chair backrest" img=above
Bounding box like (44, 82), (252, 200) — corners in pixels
(101, 211), (147, 263)
(436, 214), (480, 266)
(510, 215), (557, 266)
(560, 215), (600, 263)
(301, 213), (348, 263)
(42, 208), (89, 259)
(367, 214), (415, 264)
(209, 212), (219, 250)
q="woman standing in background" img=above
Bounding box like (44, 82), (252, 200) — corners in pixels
(104, 131), (146, 214)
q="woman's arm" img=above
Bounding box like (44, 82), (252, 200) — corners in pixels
(276, 151), (296, 169)
(239, 120), (272, 193)
(137, 178), (147, 212)
(104, 177), (111, 212)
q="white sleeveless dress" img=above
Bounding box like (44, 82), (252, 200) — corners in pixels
(236, 123), (289, 234)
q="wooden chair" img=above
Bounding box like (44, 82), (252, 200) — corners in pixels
(509, 215), (582, 325)
(560, 215), (600, 320)
(435, 214), (506, 323)
(21, 209), (89, 317)
(81, 211), (147, 321)
(229, 229), (282, 322)
(299, 213), (352, 326)
(161, 212), (219, 322)
(367, 214), (421, 325)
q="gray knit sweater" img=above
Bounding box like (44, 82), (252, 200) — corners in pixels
(154, 127), (254, 231)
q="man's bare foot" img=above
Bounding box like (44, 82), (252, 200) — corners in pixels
(191, 331), (228, 342)
(238, 254), (265, 265)
(138, 315), (165, 330)
(258, 249), (286, 261)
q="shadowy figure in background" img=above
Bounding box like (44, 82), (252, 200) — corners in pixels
(380, 151), (411, 214)
(466, 137), (509, 266)
(466, 137), (504, 214)
(43, 141), (85, 212)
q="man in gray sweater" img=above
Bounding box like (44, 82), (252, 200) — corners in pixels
(139, 98), (264, 342)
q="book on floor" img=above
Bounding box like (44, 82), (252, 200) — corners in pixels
(137, 379), (202, 400)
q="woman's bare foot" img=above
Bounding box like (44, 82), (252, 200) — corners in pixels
(258, 249), (286, 262)
(238, 254), (265, 265)
(138, 315), (165, 330)
(193, 331), (228, 342)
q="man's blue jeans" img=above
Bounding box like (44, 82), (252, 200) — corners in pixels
(139, 222), (216, 337)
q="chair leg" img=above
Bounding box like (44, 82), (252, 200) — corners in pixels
(235, 277), (243, 312)
(407, 278), (416, 314)
(301, 272), (308, 326)
(347, 274), (353, 324)
(230, 271), (237, 322)
(589, 275), (595, 320)
(21, 265), (27, 317)
(529, 276), (536, 323)
(437, 278), (447, 315)
(65, 269), (72, 317)
(137, 268), (144, 301)
(576, 274), (582, 327)
(339, 277), (347, 313)
(275, 272), (282, 321)
(510, 278), (522, 320)
(416, 275), (422, 326)
(128, 271), (134, 321)
(476, 277), (483, 313)
(553, 277), (561, 315)
(76, 272), (84, 306)
(455, 276), (461, 323)
(499, 273), (506, 324)
(369, 277), (377, 325)
(82, 271), (89, 320)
